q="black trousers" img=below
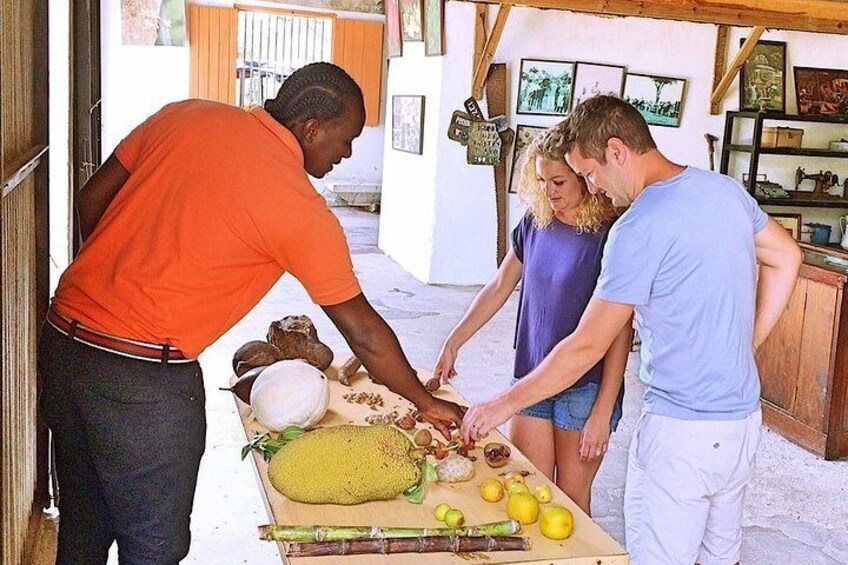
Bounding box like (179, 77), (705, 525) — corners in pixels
(39, 324), (206, 565)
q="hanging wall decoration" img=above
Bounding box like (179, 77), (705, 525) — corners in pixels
(423, 0), (445, 56)
(571, 62), (625, 110)
(739, 39), (786, 113)
(399, 0), (423, 42)
(509, 125), (546, 193)
(385, 0), (404, 57)
(623, 73), (687, 127)
(517, 59), (575, 116)
(795, 66), (848, 116)
(121, 0), (186, 46)
(392, 95), (425, 154)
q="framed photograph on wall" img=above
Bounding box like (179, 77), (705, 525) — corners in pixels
(516, 59), (575, 116)
(423, 0), (444, 56)
(509, 125), (547, 193)
(795, 66), (848, 116)
(739, 39), (786, 113)
(623, 73), (687, 127)
(770, 213), (802, 240)
(571, 62), (625, 109)
(385, 0), (403, 57)
(399, 0), (423, 42)
(392, 95), (425, 154)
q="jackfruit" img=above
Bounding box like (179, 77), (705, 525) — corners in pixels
(267, 425), (423, 505)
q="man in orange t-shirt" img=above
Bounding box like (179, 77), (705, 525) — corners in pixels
(40, 63), (464, 565)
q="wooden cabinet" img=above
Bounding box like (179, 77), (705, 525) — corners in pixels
(756, 254), (848, 459)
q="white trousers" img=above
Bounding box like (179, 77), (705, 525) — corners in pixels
(624, 409), (762, 565)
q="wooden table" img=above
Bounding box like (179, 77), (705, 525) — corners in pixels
(235, 362), (629, 564)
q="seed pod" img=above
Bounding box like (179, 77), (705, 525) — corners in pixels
(424, 377), (441, 392)
(413, 428), (432, 447)
(395, 415), (416, 430)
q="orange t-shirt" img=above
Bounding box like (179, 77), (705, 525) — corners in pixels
(52, 100), (361, 358)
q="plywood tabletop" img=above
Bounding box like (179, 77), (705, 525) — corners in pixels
(233, 361), (628, 565)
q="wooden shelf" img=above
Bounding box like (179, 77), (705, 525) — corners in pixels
(728, 111), (848, 125)
(757, 197), (848, 208)
(730, 144), (848, 159)
(800, 241), (848, 261)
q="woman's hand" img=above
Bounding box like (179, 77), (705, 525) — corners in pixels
(461, 395), (516, 444)
(579, 411), (611, 461)
(433, 340), (459, 383)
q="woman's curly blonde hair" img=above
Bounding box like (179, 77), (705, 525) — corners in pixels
(516, 122), (616, 233)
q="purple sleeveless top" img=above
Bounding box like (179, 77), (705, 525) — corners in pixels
(512, 214), (610, 388)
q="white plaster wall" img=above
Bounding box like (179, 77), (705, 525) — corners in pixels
(100, 0), (385, 189)
(49, 0), (72, 292)
(377, 42), (443, 281)
(380, 2), (848, 284)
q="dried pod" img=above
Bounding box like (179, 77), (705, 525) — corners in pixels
(483, 443), (512, 468)
(395, 415), (417, 430)
(267, 315), (333, 371)
(336, 355), (362, 386)
(232, 341), (281, 376)
(413, 428), (432, 447)
(424, 377), (441, 392)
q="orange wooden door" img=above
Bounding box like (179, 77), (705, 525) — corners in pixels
(189, 5), (238, 104)
(333, 19), (384, 126)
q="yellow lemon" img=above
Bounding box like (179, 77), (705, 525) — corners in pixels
(534, 484), (553, 504)
(434, 503), (451, 521)
(539, 505), (574, 540)
(506, 482), (530, 497)
(503, 472), (525, 491)
(480, 478), (504, 502)
(506, 492), (539, 525)
(444, 509), (465, 527)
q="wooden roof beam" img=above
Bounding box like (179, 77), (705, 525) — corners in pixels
(710, 26), (764, 110)
(471, 4), (511, 100)
(458, 0), (848, 35)
(710, 25), (729, 115)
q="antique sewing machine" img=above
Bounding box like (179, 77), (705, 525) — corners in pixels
(795, 167), (841, 198)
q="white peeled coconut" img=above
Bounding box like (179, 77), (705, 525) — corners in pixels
(249, 359), (330, 431)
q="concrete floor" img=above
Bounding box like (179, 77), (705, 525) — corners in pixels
(115, 207), (847, 564)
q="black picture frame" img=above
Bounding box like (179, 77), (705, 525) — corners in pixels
(516, 58), (576, 117)
(738, 39), (786, 113)
(794, 66), (848, 116)
(509, 125), (547, 193)
(392, 95), (425, 154)
(571, 61), (625, 110)
(623, 72), (688, 128)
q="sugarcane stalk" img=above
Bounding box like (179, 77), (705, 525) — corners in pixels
(259, 519), (520, 542)
(285, 535), (531, 557)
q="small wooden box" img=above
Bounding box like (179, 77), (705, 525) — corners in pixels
(761, 126), (804, 149)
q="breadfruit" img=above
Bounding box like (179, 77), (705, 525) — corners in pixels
(267, 315), (333, 371)
(267, 425), (422, 505)
(232, 341), (281, 376)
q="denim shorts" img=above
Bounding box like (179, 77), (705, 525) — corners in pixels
(513, 380), (623, 432)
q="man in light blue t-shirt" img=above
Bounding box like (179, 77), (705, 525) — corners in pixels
(462, 96), (802, 565)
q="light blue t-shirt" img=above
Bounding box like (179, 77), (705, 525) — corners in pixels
(594, 166), (768, 420)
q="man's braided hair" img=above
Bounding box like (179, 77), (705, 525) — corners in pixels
(264, 62), (364, 128)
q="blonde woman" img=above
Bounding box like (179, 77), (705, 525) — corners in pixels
(434, 123), (631, 515)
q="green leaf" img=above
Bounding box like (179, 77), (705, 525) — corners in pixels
(403, 460), (438, 504)
(241, 427), (306, 462)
